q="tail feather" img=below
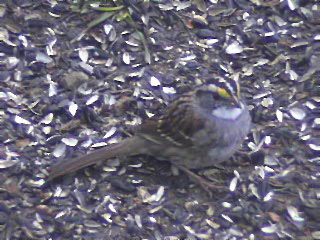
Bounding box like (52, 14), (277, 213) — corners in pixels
(48, 136), (145, 180)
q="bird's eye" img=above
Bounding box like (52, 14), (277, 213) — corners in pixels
(196, 90), (217, 109)
(211, 92), (221, 101)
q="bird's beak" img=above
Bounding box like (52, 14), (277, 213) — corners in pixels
(231, 95), (242, 108)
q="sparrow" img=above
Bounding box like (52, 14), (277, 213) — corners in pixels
(49, 78), (251, 189)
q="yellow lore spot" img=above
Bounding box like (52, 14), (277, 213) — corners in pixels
(217, 87), (230, 99)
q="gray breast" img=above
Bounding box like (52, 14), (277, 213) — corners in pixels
(207, 105), (251, 161)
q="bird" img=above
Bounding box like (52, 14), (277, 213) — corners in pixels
(48, 78), (251, 188)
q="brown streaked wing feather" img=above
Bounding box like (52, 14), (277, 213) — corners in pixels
(139, 94), (204, 147)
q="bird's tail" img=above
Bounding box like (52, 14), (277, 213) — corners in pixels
(48, 136), (145, 180)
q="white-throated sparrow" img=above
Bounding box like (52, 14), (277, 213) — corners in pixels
(49, 78), (251, 186)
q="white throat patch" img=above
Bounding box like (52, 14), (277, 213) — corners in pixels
(212, 104), (244, 120)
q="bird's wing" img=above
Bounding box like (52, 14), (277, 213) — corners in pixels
(139, 95), (205, 147)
